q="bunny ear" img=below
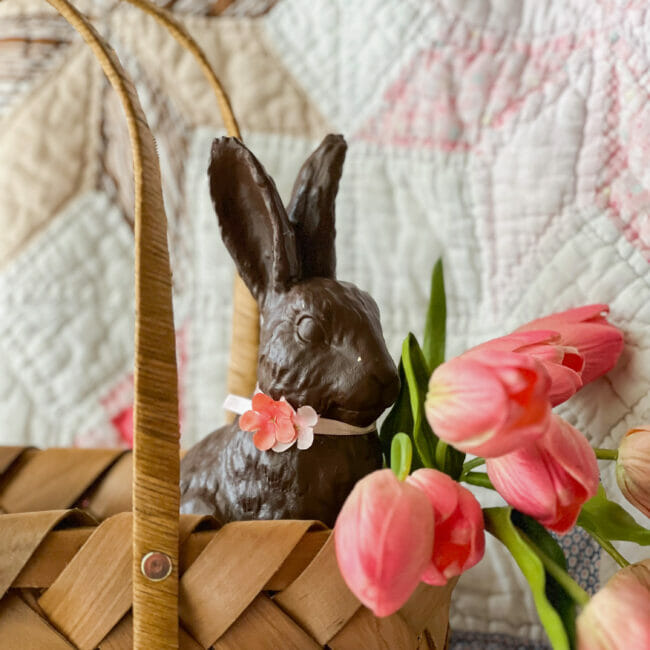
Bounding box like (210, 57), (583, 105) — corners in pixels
(209, 137), (301, 301)
(287, 134), (347, 279)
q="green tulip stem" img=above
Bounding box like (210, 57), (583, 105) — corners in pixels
(435, 441), (448, 471)
(462, 471), (495, 490)
(593, 448), (619, 461)
(586, 529), (630, 568)
(518, 530), (591, 607)
(460, 457), (486, 478)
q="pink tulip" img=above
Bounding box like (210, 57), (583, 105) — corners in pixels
(472, 330), (583, 406)
(486, 414), (599, 533)
(334, 469), (434, 617)
(514, 304), (623, 386)
(426, 349), (551, 457)
(406, 469), (485, 585)
(616, 426), (650, 518)
(577, 559), (650, 650)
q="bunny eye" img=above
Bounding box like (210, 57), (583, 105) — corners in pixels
(296, 315), (327, 346)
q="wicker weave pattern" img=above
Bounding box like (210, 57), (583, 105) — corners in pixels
(0, 507), (454, 649)
(0, 447), (133, 520)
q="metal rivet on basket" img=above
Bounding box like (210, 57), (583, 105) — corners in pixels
(141, 551), (173, 582)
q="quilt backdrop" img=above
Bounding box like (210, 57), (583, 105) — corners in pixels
(1, 1), (649, 646)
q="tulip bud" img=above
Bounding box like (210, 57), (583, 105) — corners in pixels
(616, 427), (650, 518)
(426, 349), (551, 457)
(334, 469), (434, 617)
(406, 469), (485, 585)
(486, 414), (599, 533)
(472, 330), (583, 406)
(515, 304), (623, 386)
(577, 559), (650, 649)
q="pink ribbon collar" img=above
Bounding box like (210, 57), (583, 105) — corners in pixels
(224, 390), (377, 453)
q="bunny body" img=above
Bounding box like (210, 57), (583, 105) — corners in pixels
(180, 135), (399, 527)
(180, 423), (382, 526)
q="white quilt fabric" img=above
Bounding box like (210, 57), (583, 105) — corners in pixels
(1, 0), (650, 647)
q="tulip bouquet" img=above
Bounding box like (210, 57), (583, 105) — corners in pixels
(334, 261), (650, 650)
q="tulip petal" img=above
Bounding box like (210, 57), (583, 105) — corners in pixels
(334, 469), (434, 617)
(577, 559), (650, 650)
(407, 469), (485, 584)
(516, 304), (610, 329)
(487, 414), (599, 533)
(487, 449), (559, 524)
(617, 427), (650, 518)
(545, 417), (599, 499)
(515, 304), (623, 386)
(473, 330), (561, 353)
(427, 357), (508, 449)
(557, 322), (624, 384)
(407, 469), (458, 521)
(427, 351), (550, 457)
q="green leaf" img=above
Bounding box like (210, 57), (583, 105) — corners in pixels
(379, 360), (420, 468)
(390, 433), (413, 481)
(578, 484), (650, 545)
(402, 333), (438, 468)
(422, 259), (446, 374)
(442, 444), (465, 481)
(484, 507), (573, 650)
(512, 512), (576, 649)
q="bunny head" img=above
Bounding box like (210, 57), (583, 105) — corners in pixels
(209, 135), (399, 427)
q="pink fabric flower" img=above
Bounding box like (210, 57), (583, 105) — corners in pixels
(486, 414), (599, 533)
(239, 393), (298, 451)
(472, 330), (583, 406)
(334, 469), (434, 617)
(514, 304), (623, 386)
(272, 405), (319, 452)
(406, 469), (485, 585)
(616, 426), (650, 518)
(577, 559), (650, 650)
(426, 349), (551, 457)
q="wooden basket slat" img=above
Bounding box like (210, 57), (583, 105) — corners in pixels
(0, 448), (125, 514)
(264, 529), (330, 591)
(0, 510), (94, 599)
(82, 453), (133, 521)
(328, 606), (415, 650)
(39, 512), (133, 650)
(274, 534), (362, 645)
(98, 613), (204, 650)
(179, 519), (321, 647)
(0, 593), (75, 649)
(0, 448), (133, 522)
(12, 527), (95, 590)
(0, 447), (31, 475)
(400, 579), (457, 648)
(213, 594), (321, 650)
(97, 613), (133, 650)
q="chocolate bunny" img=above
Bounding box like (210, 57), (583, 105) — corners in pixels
(180, 135), (399, 527)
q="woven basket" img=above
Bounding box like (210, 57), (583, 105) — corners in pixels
(0, 1), (456, 648)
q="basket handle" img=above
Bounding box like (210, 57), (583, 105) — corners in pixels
(119, 0), (260, 414)
(40, 0), (180, 646)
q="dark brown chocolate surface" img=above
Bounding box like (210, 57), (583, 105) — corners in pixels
(180, 135), (399, 527)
